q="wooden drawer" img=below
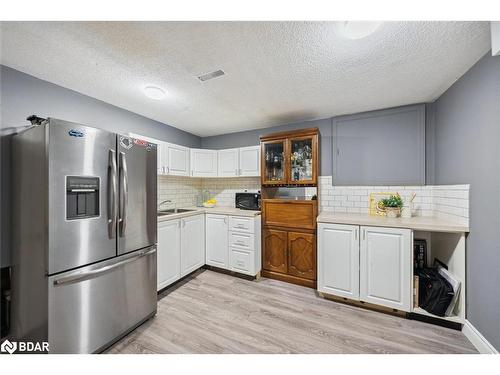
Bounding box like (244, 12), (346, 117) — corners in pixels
(230, 248), (253, 275)
(229, 216), (254, 233)
(262, 199), (317, 230)
(229, 231), (254, 250)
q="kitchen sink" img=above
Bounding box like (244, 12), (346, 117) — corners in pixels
(157, 208), (197, 216)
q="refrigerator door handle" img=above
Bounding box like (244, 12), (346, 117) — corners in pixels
(119, 151), (129, 237)
(108, 149), (118, 239)
(53, 247), (157, 287)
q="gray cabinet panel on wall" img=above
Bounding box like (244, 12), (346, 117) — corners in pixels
(332, 104), (425, 185)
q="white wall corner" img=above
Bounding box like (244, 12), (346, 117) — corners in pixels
(492, 21), (500, 56)
(462, 319), (499, 354)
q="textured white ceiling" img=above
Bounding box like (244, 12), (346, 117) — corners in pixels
(0, 21), (491, 136)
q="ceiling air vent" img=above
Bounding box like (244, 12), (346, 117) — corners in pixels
(197, 69), (225, 82)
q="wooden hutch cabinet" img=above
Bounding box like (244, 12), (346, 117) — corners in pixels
(261, 128), (318, 186)
(260, 128), (319, 288)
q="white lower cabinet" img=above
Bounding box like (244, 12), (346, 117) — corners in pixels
(205, 214), (261, 276)
(157, 214), (205, 291)
(360, 226), (412, 311)
(229, 248), (253, 274)
(157, 219), (181, 291)
(158, 213), (260, 291)
(180, 214), (205, 277)
(206, 214), (229, 268)
(318, 223), (412, 312)
(318, 223), (360, 300)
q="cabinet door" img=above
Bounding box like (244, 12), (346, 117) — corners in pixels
(261, 140), (287, 185)
(180, 214), (205, 277)
(160, 142), (169, 175)
(288, 231), (316, 280)
(263, 228), (288, 274)
(157, 219), (181, 291)
(317, 223), (359, 299)
(156, 142), (164, 174)
(205, 214), (229, 268)
(190, 149), (218, 177)
(287, 135), (317, 185)
(239, 146), (260, 176)
(167, 144), (190, 176)
(360, 226), (412, 311)
(217, 148), (239, 177)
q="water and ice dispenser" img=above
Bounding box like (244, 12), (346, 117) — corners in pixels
(66, 176), (100, 220)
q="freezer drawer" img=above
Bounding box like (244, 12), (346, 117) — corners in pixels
(48, 247), (157, 353)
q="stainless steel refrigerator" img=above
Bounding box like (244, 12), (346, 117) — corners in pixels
(11, 118), (157, 353)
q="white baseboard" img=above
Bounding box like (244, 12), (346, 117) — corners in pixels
(462, 319), (498, 354)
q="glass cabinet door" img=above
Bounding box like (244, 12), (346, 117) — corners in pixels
(262, 140), (287, 184)
(288, 136), (316, 184)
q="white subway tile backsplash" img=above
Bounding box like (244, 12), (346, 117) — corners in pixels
(158, 174), (469, 227)
(201, 177), (261, 207)
(318, 176), (469, 226)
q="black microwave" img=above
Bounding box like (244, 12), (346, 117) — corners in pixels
(235, 192), (261, 211)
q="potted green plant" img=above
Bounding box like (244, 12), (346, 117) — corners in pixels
(380, 194), (403, 218)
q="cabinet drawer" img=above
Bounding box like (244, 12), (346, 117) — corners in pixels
(229, 231), (254, 250)
(230, 248), (253, 274)
(229, 216), (254, 233)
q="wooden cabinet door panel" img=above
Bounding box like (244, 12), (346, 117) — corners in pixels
(288, 231), (316, 280)
(262, 200), (317, 230)
(263, 229), (288, 273)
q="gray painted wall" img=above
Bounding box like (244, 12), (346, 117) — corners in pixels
(332, 104), (426, 185)
(0, 65), (201, 147)
(202, 105), (433, 182)
(201, 118), (333, 176)
(434, 52), (500, 350)
(0, 65), (201, 267)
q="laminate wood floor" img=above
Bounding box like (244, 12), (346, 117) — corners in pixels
(106, 269), (477, 354)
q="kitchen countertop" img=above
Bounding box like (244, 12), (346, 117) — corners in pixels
(158, 206), (261, 222)
(316, 212), (469, 233)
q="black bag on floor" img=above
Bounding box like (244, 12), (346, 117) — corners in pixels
(416, 268), (454, 317)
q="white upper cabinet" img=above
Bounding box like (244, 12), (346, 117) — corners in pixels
(167, 143), (190, 176)
(318, 223), (360, 300)
(359, 226), (412, 312)
(129, 132), (259, 178)
(217, 148), (240, 177)
(159, 142), (169, 175)
(238, 146), (260, 176)
(190, 149), (218, 177)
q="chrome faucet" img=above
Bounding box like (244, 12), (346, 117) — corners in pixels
(158, 200), (174, 210)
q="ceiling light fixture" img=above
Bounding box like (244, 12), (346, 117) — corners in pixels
(143, 85), (166, 100)
(336, 21), (383, 39)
